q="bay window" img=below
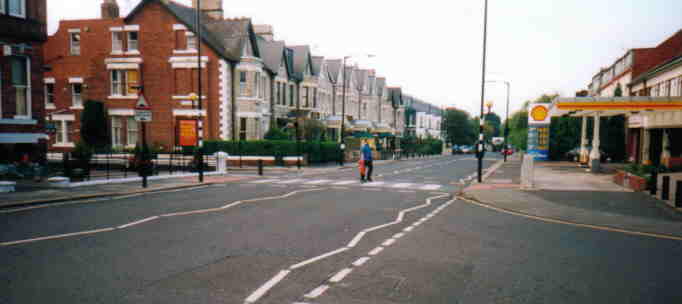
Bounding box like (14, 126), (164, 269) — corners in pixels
(239, 71), (247, 96)
(112, 31), (123, 53)
(127, 31), (139, 52)
(110, 70), (139, 97)
(11, 56), (30, 118)
(127, 117), (138, 146)
(8, 0), (25, 18)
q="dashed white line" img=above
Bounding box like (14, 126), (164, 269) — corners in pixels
(419, 184), (442, 191)
(404, 227), (414, 232)
(304, 285), (329, 299)
(392, 183), (414, 188)
(250, 179), (279, 184)
(331, 180), (357, 185)
(289, 247), (350, 270)
(329, 268), (353, 283)
(368, 246), (384, 255)
(352, 257), (371, 267)
(362, 181), (386, 187)
(382, 239), (396, 246)
(305, 179), (332, 184)
(393, 232), (405, 239)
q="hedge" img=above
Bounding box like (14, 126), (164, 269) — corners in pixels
(202, 140), (342, 164)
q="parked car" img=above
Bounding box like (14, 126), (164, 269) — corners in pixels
(451, 145), (463, 155)
(460, 145), (474, 154)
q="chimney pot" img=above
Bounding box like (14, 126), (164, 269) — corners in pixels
(101, 0), (120, 19)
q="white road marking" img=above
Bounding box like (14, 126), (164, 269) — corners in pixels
(305, 179), (332, 184)
(278, 179), (305, 184)
(331, 180), (357, 185)
(404, 227), (414, 232)
(362, 181), (386, 187)
(352, 257), (371, 267)
(289, 247), (349, 270)
(329, 268), (353, 283)
(419, 184), (442, 191)
(244, 270), (291, 303)
(346, 231), (366, 248)
(397, 190), (417, 193)
(368, 246), (384, 255)
(382, 239), (396, 246)
(392, 183), (414, 188)
(304, 285), (329, 299)
(250, 179), (279, 184)
(393, 233), (405, 239)
(0, 227), (115, 246)
(117, 216), (159, 229)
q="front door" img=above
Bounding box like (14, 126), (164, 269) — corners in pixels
(649, 129), (663, 166)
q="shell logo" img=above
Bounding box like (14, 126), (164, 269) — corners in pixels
(530, 105), (549, 122)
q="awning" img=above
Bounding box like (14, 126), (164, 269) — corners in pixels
(0, 133), (49, 144)
(551, 96), (682, 117)
(322, 115), (344, 128)
(350, 131), (373, 138)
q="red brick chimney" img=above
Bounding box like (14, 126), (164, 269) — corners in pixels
(101, 0), (120, 19)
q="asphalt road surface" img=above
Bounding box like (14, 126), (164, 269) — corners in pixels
(2, 154), (681, 304)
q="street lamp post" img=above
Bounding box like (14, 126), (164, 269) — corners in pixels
(340, 56), (350, 148)
(195, 0), (204, 183)
(486, 80), (511, 161)
(477, 0), (489, 183)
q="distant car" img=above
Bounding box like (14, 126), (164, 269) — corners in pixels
(502, 148), (513, 156)
(460, 145), (473, 154)
(451, 145), (463, 155)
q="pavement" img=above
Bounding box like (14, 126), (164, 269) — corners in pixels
(463, 157), (682, 238)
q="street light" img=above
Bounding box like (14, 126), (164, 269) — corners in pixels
(194, 0), (204, 183)
(486, 80), (510, 161)
(477, 0), (489, 183)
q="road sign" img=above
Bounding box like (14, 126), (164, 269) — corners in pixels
(135, 94), (150, 109)
(134, 109), (152, 122)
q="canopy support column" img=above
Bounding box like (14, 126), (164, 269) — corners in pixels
(579, 116), (589, 164)
(589, 113), (601, 172)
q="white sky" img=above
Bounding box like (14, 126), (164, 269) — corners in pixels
(48, 0), (682, 117)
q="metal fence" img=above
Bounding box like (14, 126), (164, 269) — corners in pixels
(46, 151), (217, 181)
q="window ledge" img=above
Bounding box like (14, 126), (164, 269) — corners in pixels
(0, 119), (37, 125)
(125, 144), (136, 149)
(108, 95), (139, 100)
(111, 51), (124, 55)
(125, 50), (140, 55)
(46, 103), (56, 110)
(69, 106), (84, 110)
(173, 49), (198, 54)
(54, 143), (76, 148)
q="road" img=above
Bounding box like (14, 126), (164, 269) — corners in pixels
(2, 154), (681, 304)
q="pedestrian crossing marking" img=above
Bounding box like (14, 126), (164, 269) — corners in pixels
(249, 178), (444, 191)
(305, 179), (332, 184)
(250, 179), (279, 184)
(419, 184), (442, 190)
(278, 179), (305, 184)
(392, 183), (414, 188)
(331, 180), (357, 185)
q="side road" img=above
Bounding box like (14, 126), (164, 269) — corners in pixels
(0, 156), (427, 210)
(462, 158), (682, 239)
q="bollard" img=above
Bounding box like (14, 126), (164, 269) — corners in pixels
(662, 176), (670, 201)
(676, 180), (682, 208)
(650, 170), (658, 195)
(258, 159), (263, 176)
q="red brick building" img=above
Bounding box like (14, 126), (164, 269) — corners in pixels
(44, 0), (264, 152)
(0, 0), (48, 162)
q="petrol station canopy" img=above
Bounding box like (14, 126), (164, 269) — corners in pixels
(549, 96), (682, 117)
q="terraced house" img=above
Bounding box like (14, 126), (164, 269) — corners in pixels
(43, 0), (441, 152)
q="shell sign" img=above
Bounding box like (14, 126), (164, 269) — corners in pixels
(528, 104), (551, 125)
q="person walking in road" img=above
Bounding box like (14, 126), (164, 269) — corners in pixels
(361, 140), (374, 182)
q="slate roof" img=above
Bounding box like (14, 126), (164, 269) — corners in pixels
(311, 56), (324, 76)
(126, 0), (258, 62)
(325, 59), (342, 83)
(257, 37), (285, 75)
(376, 77), (386, 96)
(288, 45), (312, 81)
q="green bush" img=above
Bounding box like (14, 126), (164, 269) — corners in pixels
(203, 140), (341, 164)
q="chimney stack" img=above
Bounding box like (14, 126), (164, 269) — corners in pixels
(254, 24), (274, 41)
(101, 0), (120, 19)
(192, 0), (224, 20)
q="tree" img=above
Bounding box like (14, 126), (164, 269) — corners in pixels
(483, 112), (502, 137)
(303, 119), (326, 141)
(80, 100), (109, 150)
(264, 127), (290, 140)
(443, 108), (476, 146)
